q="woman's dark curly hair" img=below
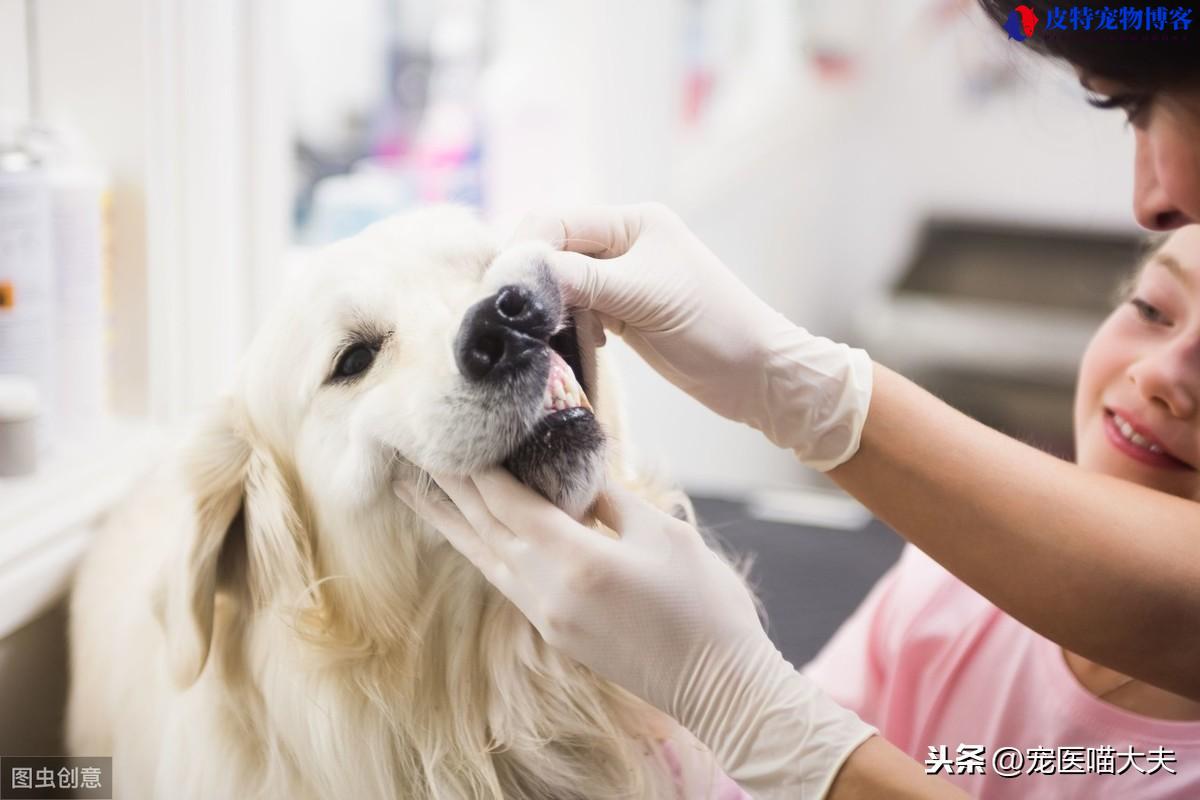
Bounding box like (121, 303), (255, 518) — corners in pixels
(976, 1), (1200, 89)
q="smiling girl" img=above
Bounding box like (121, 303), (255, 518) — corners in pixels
(1080, 231), (1200, 502)
(802, 227), (1200, 797)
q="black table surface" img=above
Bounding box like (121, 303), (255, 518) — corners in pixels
(691, 495), (906, 669)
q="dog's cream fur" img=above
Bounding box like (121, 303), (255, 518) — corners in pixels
(66, 207), (759, 799)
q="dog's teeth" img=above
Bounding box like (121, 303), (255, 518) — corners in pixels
(544, 349), (593, 414)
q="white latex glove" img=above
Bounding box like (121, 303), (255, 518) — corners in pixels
(512, 203), (873, 472)
(393, 468), (877, 799)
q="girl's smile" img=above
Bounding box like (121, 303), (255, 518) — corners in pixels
(1102, 407), (1194, 470)
(1075, 226), (1200, 500)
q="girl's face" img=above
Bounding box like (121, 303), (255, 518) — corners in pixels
(1083, 78), (1200, 231)
(1075, 226), (1200, 499)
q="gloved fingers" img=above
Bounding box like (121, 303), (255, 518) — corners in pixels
(544, 250), (646, 330)
(593, 480), (678, 546)
(544, 249), (616, 314)
(504, 218), (621, 341)
(469, 466), (597, 552)
(506, 212), (565, 249)
(591, 480), (638, 533)
(393, 476), (511, 591)
(592, 310), (626, 337)
(571, 308), (608, 350)
(507, 206), (644, 257)
(429, 471), (521, 554)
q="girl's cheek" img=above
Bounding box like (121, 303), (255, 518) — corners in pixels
(1075, 333), (1109, 416)
(1077, 314), (1136, 399)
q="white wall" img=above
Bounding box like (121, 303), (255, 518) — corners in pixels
(286, 0), (389, 154)
(0, 2), (28, 127)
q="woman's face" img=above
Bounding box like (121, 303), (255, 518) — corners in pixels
(1074, 226), (1200, 500)
(1085, 77), (1200, 231)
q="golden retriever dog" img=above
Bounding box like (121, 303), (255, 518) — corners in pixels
(66, 206), (758, 799)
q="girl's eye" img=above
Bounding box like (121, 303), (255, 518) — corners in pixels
(332, 343), (377, 380)
(1130, 298), (1170, 325)
(1086, 92), (1152, 127)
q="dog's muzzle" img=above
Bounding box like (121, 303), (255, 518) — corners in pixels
(454, 282), (603, 516)
(455, 282), (591, 409)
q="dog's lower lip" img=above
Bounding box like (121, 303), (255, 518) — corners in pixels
(546, 406), (591, 423)
(505, 406), (596, 465)
(530, 407), (593, 438)
(503, 403), (603, 509)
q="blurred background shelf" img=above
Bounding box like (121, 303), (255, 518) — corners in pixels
(854, 219), (1146, 459)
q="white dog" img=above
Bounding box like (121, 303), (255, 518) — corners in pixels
(66, 207), (758, 799)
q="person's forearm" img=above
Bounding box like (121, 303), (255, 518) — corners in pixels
(827, 736), (968, 799)
(830, 363), (1200, 700)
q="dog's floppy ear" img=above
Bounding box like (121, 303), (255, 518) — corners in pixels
(155, 398), (252, 689)
(156, 397), (320, 689)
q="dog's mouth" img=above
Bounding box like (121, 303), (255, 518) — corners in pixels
(544, 321), (592, 414)
(512, 315), (597, 453)
(502, 315), (605, 516)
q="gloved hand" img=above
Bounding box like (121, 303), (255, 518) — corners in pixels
(393, 468), (877, 799)
(512, 203), (873, 472)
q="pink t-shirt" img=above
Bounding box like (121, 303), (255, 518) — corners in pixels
(654, 738), (753, 799)
(803, 545), (1200, 798)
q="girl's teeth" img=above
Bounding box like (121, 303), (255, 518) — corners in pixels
(1113, 414), (1164, 454)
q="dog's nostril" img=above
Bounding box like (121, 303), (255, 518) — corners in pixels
(473, 333), (505, 367)
(496, 287), (527, 320)
(456, 285), (550, 382)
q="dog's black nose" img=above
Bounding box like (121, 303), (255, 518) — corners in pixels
(456, 285), (554, 382)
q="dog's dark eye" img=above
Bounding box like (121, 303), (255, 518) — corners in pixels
(333, 344), (376, 380)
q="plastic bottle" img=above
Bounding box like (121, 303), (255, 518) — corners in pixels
(0, 145), (56, 454)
